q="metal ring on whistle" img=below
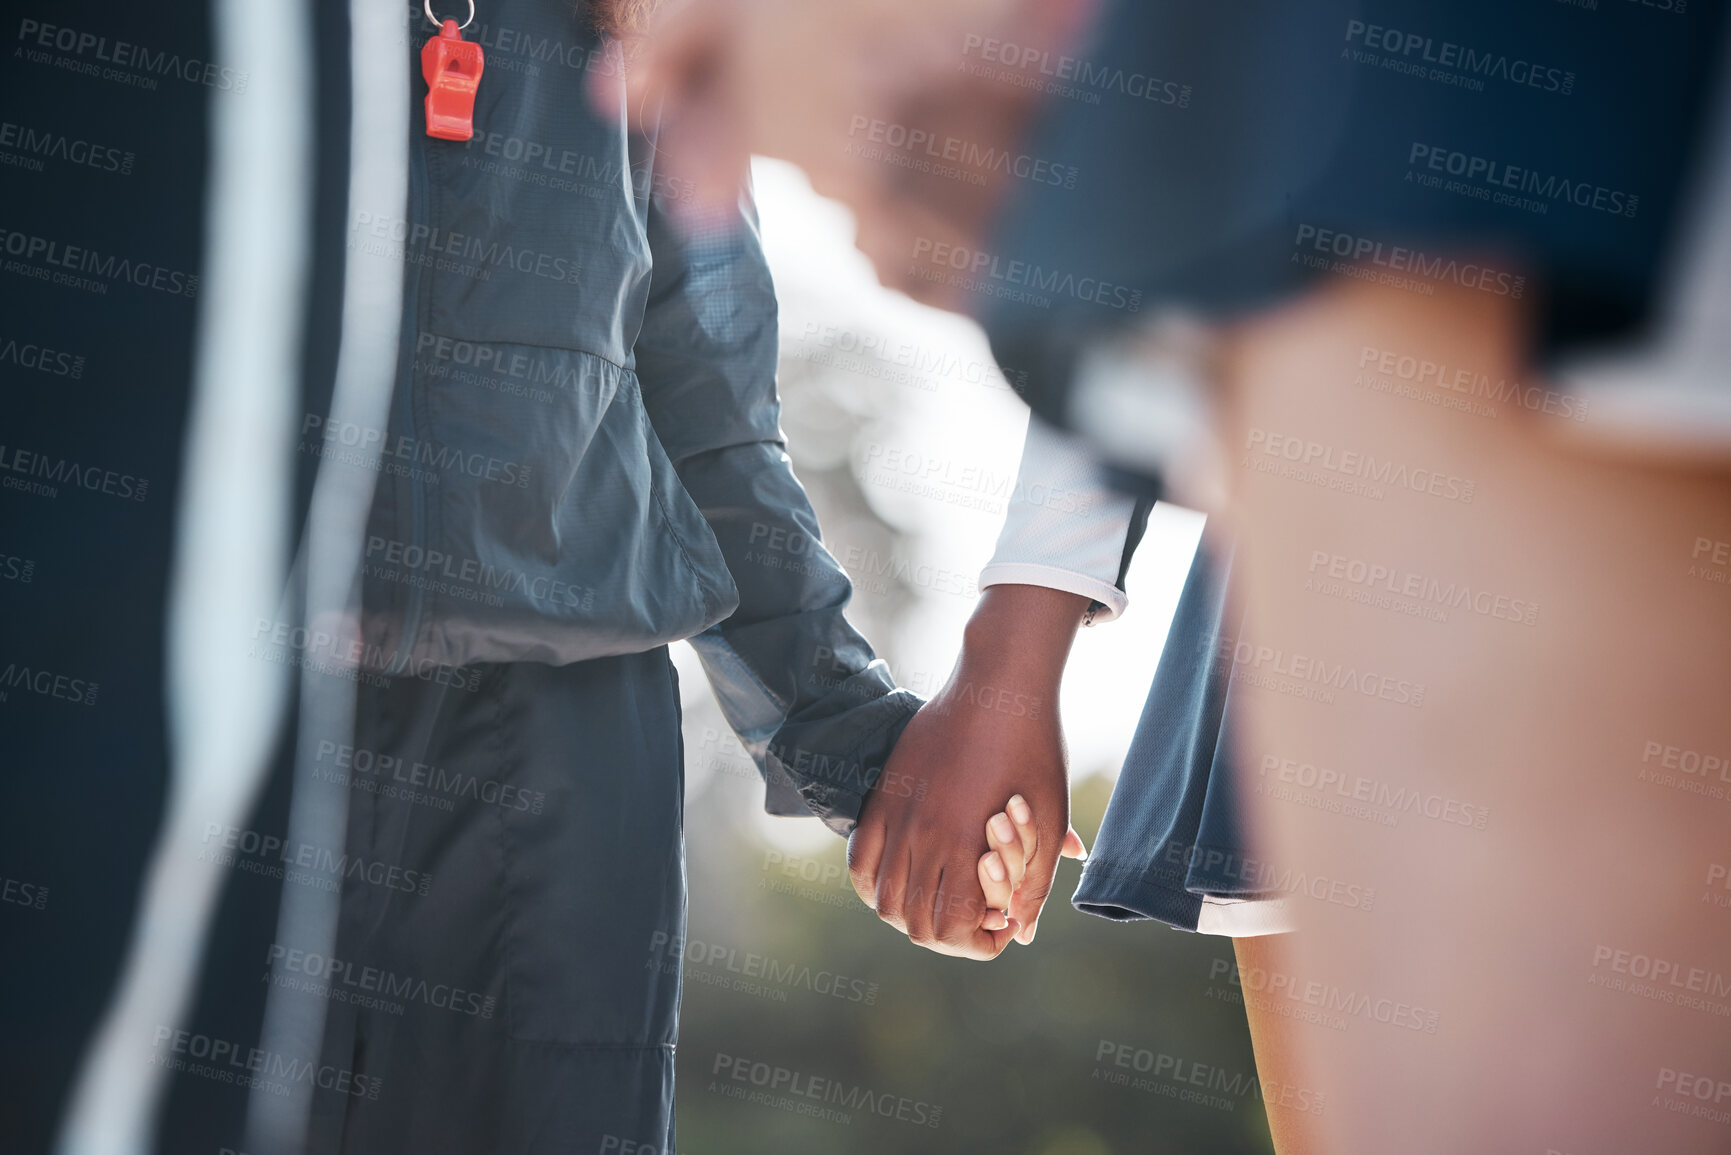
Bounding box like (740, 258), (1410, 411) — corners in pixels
(424, 0), (476, 30)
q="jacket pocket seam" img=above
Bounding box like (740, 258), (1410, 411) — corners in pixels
(625, 371), (733, 620)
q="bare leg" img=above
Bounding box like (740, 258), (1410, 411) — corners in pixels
(1234, 933), (1329, 1155)
(1215, 278), (1731, 1153)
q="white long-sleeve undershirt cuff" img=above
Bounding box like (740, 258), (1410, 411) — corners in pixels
(977, 561), (1129, 621)
(980, 417), (1140, 623)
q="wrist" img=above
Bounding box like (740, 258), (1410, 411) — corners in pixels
(948, 584), (1088, 706)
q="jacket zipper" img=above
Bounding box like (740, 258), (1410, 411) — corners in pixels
(386, 131), (435, 675)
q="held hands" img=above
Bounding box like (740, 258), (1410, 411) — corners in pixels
(846, 585), (1091, 959)
(979, 796), (1089, 942)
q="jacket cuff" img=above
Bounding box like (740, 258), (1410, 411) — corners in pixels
(765, 683), (923, 837)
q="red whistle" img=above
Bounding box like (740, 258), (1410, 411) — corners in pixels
(422, 19), (483, 141)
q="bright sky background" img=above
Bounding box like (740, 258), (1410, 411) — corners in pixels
(677, 158), (1206, 855)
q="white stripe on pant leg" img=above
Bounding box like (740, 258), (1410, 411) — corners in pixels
(241, 0), (411, 1151)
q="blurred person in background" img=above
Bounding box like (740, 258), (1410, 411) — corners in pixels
(622, 0), (1731, 1150)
